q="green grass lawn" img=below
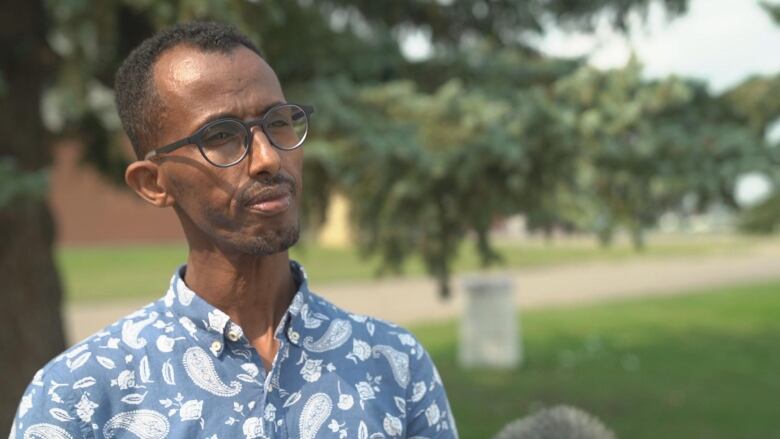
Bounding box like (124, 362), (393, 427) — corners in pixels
(411, 281), (780, 439)
(57, 234), (759, 302)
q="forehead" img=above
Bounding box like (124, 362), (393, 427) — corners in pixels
(152, 44), (283, 121)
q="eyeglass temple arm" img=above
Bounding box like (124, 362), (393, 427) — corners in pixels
(299, 105), (315, 119)
(144, 137), (195, 160)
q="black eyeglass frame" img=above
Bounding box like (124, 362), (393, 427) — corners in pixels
(144, 103), (315, 168)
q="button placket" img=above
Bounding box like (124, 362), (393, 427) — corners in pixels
(227, 324), (242, 342)
(210, 340), (223, 356)
(287, 328), (300, 344)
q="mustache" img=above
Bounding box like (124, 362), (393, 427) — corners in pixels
(237, 173), (297, 204)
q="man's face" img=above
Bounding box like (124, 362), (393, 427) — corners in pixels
(151, 44), (302, 256)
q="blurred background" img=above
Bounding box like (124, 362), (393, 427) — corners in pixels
(2, 0), (780, 437)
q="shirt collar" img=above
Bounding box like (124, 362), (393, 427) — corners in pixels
(163, 260), (314, 356)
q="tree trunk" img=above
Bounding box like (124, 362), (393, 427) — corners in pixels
(596, 226), (614, 248)
(629, 223), (646, 251)
(0, 0), (67, 433)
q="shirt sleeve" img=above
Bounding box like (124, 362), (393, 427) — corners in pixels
(10, 367), (90, 439)
(405, 339), (459, 438)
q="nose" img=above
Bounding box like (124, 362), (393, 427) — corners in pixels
(246, 126), (282, 177)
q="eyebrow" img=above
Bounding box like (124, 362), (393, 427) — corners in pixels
(192, 100), (286, 130)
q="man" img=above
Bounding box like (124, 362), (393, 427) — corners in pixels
(11, 22), (457, 438)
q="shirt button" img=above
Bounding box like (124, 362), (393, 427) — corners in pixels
(266, 382), (273, 392)
(210, 340), (222, 354)
(227, 330), (240, 342)
(288, 330), (300, 344)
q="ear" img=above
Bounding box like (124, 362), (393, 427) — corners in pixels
(125, 161), (176, 208)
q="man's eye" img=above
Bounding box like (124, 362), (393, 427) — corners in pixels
(209, 132), (233, 140)
(268, 120), (291, 128)
(203, 130), (241, 147)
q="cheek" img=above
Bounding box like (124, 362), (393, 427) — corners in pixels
(165, 167), (237, 219)
(286, 151), (304, 192)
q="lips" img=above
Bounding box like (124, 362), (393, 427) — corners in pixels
(243, 187), (292, 215)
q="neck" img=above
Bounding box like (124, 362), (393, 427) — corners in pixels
(183, 246), (297, 341)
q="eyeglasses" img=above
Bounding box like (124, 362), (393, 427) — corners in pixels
(144, 103), (314, 167)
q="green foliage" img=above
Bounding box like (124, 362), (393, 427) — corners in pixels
(553, 60), (773, 248)
(738, 191), (780, 234)
(0, 159), (49, 210)
(319, 0), (688, 44)
(303, 73), (582, 296)
(761, 0), (780, 25)
(722, 74), (780, 136)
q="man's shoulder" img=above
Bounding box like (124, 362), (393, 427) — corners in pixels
(13, 297), (195, 437)
(303, 290), (425, 357)
(34, 299), (166, 390)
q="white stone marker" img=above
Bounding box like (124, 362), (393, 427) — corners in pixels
(458, 276), (521, 368)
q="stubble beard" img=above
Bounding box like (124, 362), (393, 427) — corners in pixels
(178, 202), (301, 257)
(241, 217), (301, 256)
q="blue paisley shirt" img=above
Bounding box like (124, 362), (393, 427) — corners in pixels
(11, 261), (457, 439)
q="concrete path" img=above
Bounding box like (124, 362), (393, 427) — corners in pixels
(64, 240), (780, 345)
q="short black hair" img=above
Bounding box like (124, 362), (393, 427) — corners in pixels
(115, 21), (264, 159)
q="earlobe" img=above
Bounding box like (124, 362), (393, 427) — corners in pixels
(125, 161), (176, 207)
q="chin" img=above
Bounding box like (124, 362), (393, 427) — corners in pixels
(238, 221), (301, 256)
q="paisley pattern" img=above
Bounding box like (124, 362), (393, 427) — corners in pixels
(242, 416), (265, 439)
(122, 312), (159, 350)
(183, 347), (242, 397)
(300, 303), (324, 329)
(22, 423), (73, 439)
(11, 262), (457, 438)
(103, 410), (170, 439)
(299, 393), (332, 439)
(302, 319), (352, 352)
(372, 345), (411, 389)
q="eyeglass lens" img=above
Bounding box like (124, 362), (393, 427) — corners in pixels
(200, 105), (308, 166)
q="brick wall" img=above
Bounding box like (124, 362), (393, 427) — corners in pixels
(49, 141), (184, 245)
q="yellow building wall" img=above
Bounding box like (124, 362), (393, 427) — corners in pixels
(316, 192), (353, 248)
